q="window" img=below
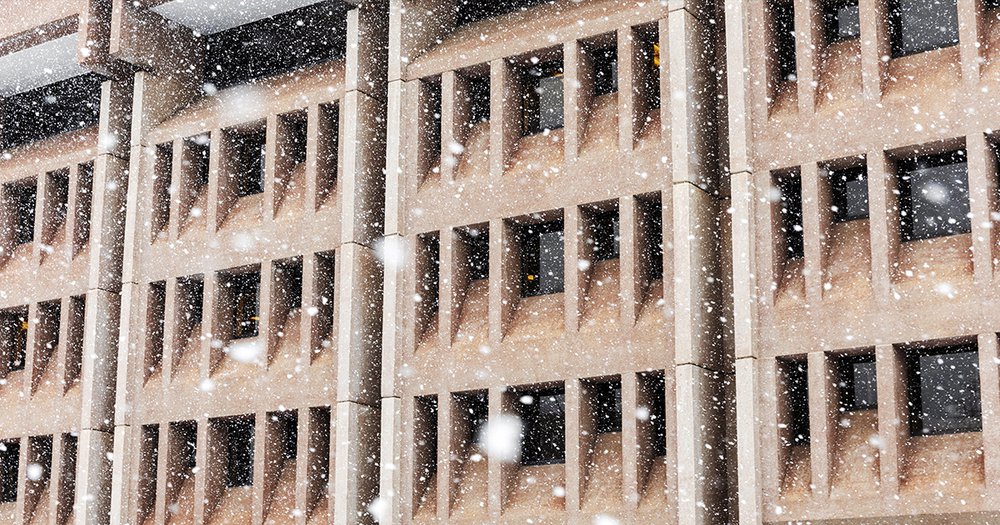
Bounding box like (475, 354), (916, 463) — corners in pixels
(231, 127), (266, 198)
(775, 172), (804, 260)
(279, 112), (308, 168)
(836, 354), (877, 411)
(414, 396), (438, 509)
(466, 75), (491, 126)
(588, 209), (620, 262)
(0, 440), (18, 503)
(203, 2), (348, 89)
(770, 0), (797, 82)
(517, 387), (566, 465)
(778, 359), (810, 445)
(589, 45), (618, 96)
(225, 271), (260, 340)
(73, 162), (94, 254)
(0, 74), (102, 150)
(520, 220), (565, 297)
(455, 390), (489, 446)
(152, 143), (173, 237)
(416, 233), (440, 340)
(522, 61), (564, 135)
(223, 417), (255, 487)
(823, 0), (860, 43)
(7, 179), (37, 246)
(456, 0), (553, 26)
(897, 150), (970, 242)
(829, 165), (869, 222)
(273, 411), (298, 461)
(418, 78), (442, 179)
(638, 372), (667, 457)
(638, 195), (664, 282)
(1, 308), (28, 373)
(907, 345), (981, 436)
(462, 227), (489, 281)
(888, 0), (959, 58)
(637, 27), (661, 110)
(588, 380), (622, 435)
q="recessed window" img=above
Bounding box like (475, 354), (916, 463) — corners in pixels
(0, 440), (18, 503)
(520, 220), (564, 297)
(778, 359), (810, 445)
(222, 417), (255, 487)
(466, 75), (491, 126)
(462, 227), (489, 281)
(419, 78), (443, 180)
(73, 162), (94, 255)
(907, 345), (981, 436)
(6, 179), (37, 246)
(638, 372), (667, 457)
(823, 0), (860, 43)
(1, 308), (28, 373)
(203, 2), (348, 89)
(589, 45), (618, 96)
(588, 209), (620, 262)
(414, 395), (438, 510)
(836, 354), (877, 411)
(770, 0), (797, 82)
(230, 127), (266, 198)
(588, 380), (622, 435)
(0, 74), (102, 150)
(517, 387), (566, 466)
(273, 411), (298, 461)
(456, 390), (489, 445)
(279, 111), (308, 168)
(224, 271), (260, 340)
(829, 165), (869, 222)
(775, 172), (804, 260)
(888, 0), (959, 58)
(897, 150), (970, 242)
(637, 27), (661, 110)
(522, 61), (564, 135)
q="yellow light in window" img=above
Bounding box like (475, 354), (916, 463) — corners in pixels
(250, 316), (259, 321)
(527, 275), (536, 281)
(20, 321), (28, 331)
(653, 43), (661, 68)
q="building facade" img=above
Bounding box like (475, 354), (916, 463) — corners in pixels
(0, 0), (996, 524)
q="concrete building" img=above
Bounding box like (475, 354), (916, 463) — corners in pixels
(378, 0), (728, 524)
(727, 0), (1000, 523)
(7, 0), (1000, 524)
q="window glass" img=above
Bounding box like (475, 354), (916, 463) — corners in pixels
(780, 360), (810, 445)
(829, 165), (869, 222)
(898, 151), (970, 242)
(776, 173), (804, 260)
(591, 46), (618, 96)
(0, 441), (18, 502)
(521, 220), (565, 296)
(772, 1), (797, 81)
(824, 1), (860, 43)
(590, 211), (620, 262)
(518, 388), (566, 465)
(224, 417), (255, 487)
(9, 181), (37, 246)
(230, 272), (260, 339)
(908, 346), (982, 436)
(591, 381), (623, 434)
(888, 0), (959, 58)
(837, 355), (877, 411)
(464, 228), (490, 281)
(234, 129), (266, 198)
(522, 62), (564, 135)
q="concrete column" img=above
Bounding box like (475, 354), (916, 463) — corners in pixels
(735, 356), (763, 525)
(564, 379), (582, 515)
(75, 428), (115, 525)
(957, 0), (985, 85)
(793, 0), (821, 114)
(807, 351), (832, 498)
(563, 39), (587, 160)
(335, 243), (382, 406)
(867, 151), (898, 303)
(564, 207), (582, 333)
(967, 132), (997, 286)
(378, 396), (403, 525)
(876, 344), (906, 495)
(859, 0), (890, 100)
(978, 333), (1000, 486)
(801, 162), (825, 302)
(333, 400), (380, 525)
(489, 59), (519, 181)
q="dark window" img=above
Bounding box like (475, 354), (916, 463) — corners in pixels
(829, 165), (869, 222)
(517, 387), (566, 465)
(589, 381), (622, 435)
(888, 0), (959, 58)
(640, 197), (664, 281)
(417, 234), (440, 321)
(459, 391), (489, 445)
(837, 354), (877, 411)
(467, 75), (491, 125)
(589, 210), (620, 262)
(907, 345), (981, 436)
(232, 128), (266, 198)
(771, 1), (797, 81)
(187, 136), (211, 189)
(228, 272), (260, 339)
(204, 2), (348, 89)
(3, 310), (28, 372)
(776, 173), (804, 260)
(520, 220), (565, 297)
(8, 181), (37, 246)
(414, 396), (438, 499)
(182, 277), (204, 326)
(0, 441), (18, 502)
(276, 412), (298, 460)
(280, 113), (308, 167)
(456, 0), (553, 26)
(463, 228), (490, 281)
(640, 372), (667, 457)
(0, 74), (102, 150)
(898, 150), (970, 242)
(823, 0), (861, 43)
(522, 62), (564, 135)
(779, 359), (810, 445)
(639, 30), (661, 109)
(590, 46), (618, 96)
(224, 417), (255, 487)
